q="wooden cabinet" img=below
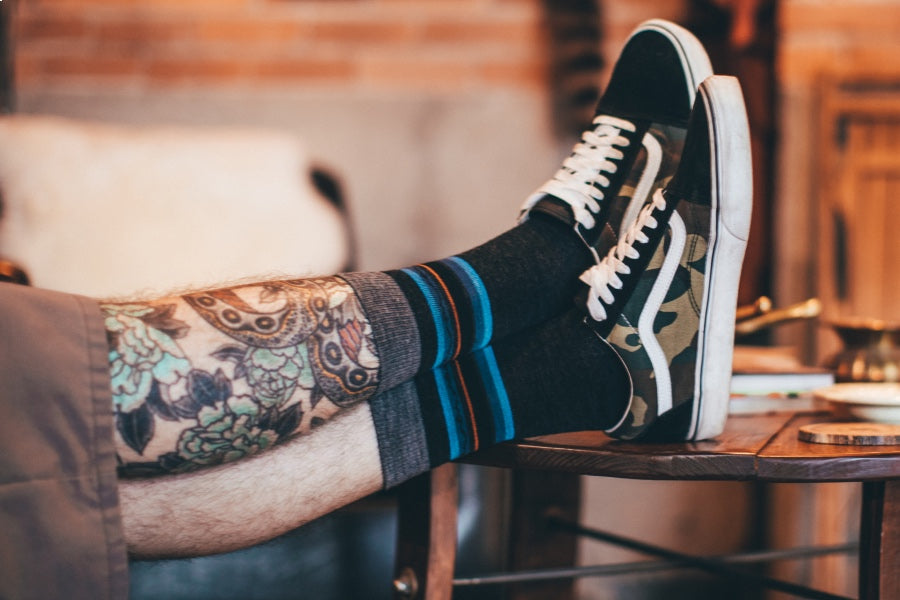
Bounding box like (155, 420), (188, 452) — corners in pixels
(818, 79), (900, 340)
(774, 1), (900, 364)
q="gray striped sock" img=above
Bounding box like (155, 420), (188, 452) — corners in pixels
(339, 271), (421, 392)
(368, 381), (430, 488)
(339, 272), (429, 488)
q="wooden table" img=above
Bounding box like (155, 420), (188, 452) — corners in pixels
(392, 409), (900, 599)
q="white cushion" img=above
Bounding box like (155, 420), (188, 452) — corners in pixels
(0, 115), (348, 298)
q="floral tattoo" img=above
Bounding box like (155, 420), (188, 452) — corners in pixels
(102, 277), (380, 477)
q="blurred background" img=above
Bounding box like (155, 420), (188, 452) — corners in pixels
(2, 0), (898, 598)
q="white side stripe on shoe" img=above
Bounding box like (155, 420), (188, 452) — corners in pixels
(638, 211), (686, 416)
(618, 132), (662, 240)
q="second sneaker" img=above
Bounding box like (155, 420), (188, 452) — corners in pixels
(584, 75), (753, 442)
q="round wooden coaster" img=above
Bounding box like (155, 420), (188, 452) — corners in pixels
(798, 422), (900, 446)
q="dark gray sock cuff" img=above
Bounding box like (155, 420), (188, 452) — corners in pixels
(339, 271), (421, 394)
(369, 381), (431, 489)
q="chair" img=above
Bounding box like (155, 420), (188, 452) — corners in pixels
(392, 412), (900, 600)
(0, 115), (351, 298)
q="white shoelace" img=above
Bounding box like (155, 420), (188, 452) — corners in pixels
(579, 188), (668, 322)
(521, 115), (635, 230)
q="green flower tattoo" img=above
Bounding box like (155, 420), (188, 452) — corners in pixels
(172, 396), (281, 471)
(243, 346), (314, 408)
(104, 303), (191, 413)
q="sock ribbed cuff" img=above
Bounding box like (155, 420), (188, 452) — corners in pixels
(368, 381), (431, 489)
(338, 272), (421, 393)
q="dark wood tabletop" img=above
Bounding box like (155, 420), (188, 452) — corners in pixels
(466, 409), (900, 483)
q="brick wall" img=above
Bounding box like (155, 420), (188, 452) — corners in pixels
(11, 0), (693, 95)
(12, 0), (548, 92)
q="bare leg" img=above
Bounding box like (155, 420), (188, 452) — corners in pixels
(119, 402), (382, 558)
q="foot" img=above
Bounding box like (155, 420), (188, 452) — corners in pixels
(520, 19), (714, 259)
(583, 75), (753, 441)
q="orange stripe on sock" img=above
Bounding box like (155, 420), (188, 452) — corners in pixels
(453, 360), (480, 451)
(419, 263), (463, 359)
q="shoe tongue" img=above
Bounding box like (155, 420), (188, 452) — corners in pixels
(528, 194), (581, 228)
(592, 221), (620, 259)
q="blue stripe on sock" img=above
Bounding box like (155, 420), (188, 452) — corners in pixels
(433, 364), (466, 459)
(402, 267), (450, 367)
(444, 256), (493, 350)
(474, 347), (515, 443)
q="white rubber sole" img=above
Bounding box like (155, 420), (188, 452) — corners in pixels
(690, 75), (753, 440)
(604, 20), (716, 438)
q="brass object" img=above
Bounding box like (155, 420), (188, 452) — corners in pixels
(735, 298), (822, 336)
(825, 317), (900, 383)
(735, 295), (772, 322)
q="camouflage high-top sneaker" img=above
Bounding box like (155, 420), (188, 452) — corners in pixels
(583, 76), (752, 441)
(520, 19), (713, 258)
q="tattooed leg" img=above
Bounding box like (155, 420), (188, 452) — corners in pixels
(103, 277), (380, 477)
